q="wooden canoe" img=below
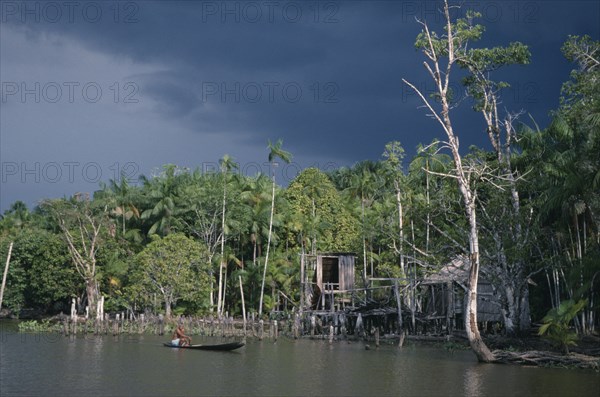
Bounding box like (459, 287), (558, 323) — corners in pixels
(163, 341), (245, 351)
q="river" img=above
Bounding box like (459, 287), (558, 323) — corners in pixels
(0, 321), (598, 396)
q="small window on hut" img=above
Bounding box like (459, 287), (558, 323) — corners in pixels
(322, 257), (339, 289)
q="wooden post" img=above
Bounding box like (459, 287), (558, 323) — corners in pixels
(70, 298), (76, 320)
(330, 284), (335, 314)
(293, 312), (300, 339)
(329, 324), (334, 344)
(393, 280), (403, 337)
(300, 253), (305, 312)
(97, 296), (104, 321)
(445, 281), (453, 334)
(355, 313), (364, 339)
(258, 319), (264, 340)
(375, 327), (380, 348)
(114, 314), (120, 336)
(158, 314), (164, 336)
(251, 313), (257, 338)
(239, 276), (247, 336)
(0, 242), (14, 311)
(274, 320), (278, 341)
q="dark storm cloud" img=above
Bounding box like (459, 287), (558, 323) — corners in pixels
(1, 0), (599, 211)
(135, 71), (202, 118)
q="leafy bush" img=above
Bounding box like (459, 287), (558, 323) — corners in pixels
(538, 299), (587, 354)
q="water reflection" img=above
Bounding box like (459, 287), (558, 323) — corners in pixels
(464, 365), (484, 397)
(1, 325), (598, 397)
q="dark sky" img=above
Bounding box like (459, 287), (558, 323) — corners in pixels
(1, 0), (599, 212)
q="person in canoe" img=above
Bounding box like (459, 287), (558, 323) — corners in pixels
(171, 324), (192, 347)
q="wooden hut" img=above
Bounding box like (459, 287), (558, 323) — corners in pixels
(422, 255), (503, 331)
(301, 253), (356, 312)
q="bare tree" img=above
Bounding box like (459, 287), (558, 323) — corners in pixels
(43, 194), (109, 318)
(402, 0), (495, 362)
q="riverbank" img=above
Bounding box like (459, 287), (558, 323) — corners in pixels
(4, 313), (599, 371)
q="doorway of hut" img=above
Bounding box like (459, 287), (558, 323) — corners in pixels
(321, 256), (340, 290)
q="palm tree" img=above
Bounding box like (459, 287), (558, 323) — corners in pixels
(241, 174), (272, 267)
(382, 142), (406, 274)
(2, 201), (30, 230)
(259, 139), (292, 316)
(140, 164), (181, 236)
(408, 141), (452, 253)
(217, 155), (238, 316)
(107, 174), (140, 235)
(344, 161), (382, 286)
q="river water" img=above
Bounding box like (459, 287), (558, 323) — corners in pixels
(0, 321), (598, 396)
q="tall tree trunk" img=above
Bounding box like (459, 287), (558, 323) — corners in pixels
(208, 254), (214, 311)
(361, 199), (368, 288)
(85, 279), (99, 318)
(396, 188), (405, 276)
(217, 171), (227, 316)
(0, 242), (14, 311)
(259, 174), (276, 316)
(464, 203), (496, 362)
(165, 297), (172, 318)
(425, 159), (431, 253)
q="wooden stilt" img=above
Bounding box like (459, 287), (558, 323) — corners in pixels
(258, 319), (264, 340)
(239, 276), (247, 336)
(393, 280), (403, 338)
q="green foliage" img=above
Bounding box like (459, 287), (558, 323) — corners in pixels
(18, 319), (61, 333)
(285, 168), (359, 253)
(0, 201), (31, 232)
(462, 42), (531, 112)
(415, 10), (484, 58)
(0, 229), (78, 313)
(132, 233), (210, 315)
(538, 299), (587, 354)
(140, 164), (187, 237)
(25, 231), (78, 310)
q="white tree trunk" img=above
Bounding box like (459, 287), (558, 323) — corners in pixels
(464, 204), (496, 362)
(258, 174), (276, 316)
(0, 242), (14, 311)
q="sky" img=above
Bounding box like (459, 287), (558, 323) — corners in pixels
(1, 0), (599, 212)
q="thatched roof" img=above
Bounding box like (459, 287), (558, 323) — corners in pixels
(422, 255), (471, 284)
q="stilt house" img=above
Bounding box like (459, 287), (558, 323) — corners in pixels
(301, 253), (356, 311)
(422, 255), (503, 330)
